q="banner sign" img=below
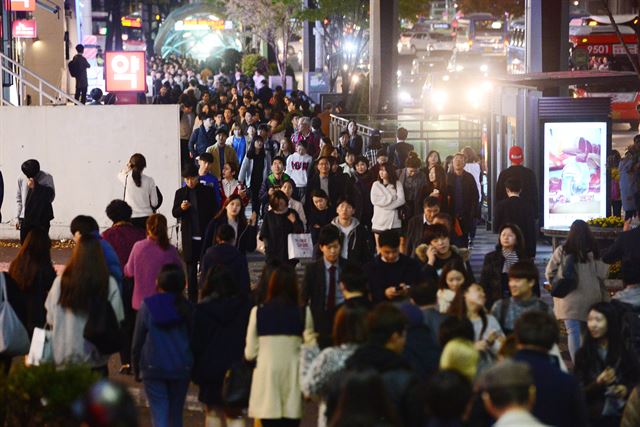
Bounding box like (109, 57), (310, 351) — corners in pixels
(12, 20), (37, 38)
(105, 51), (146, 92)
(10, 0), (35, 12)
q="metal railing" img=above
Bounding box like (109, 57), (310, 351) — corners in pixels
(1, 52), (82, 106)
(330, 113), (484, 160)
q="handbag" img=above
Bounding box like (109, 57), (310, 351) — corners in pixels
(26, 325), (53, 365)
(222, 360), (254, 408)
(83, 296), (121, 355)
(288, 233), (314, 259)
(551, 252), (578, 298)
(0, 272), (30, 356)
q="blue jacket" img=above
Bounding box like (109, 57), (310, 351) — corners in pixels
(132, 293), (193, 380)
(189, 125), (215, 159)
(91, 231), (123, 290)
(231, 136), (247, 166)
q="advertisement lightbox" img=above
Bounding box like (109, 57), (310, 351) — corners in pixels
(543, 121), (608, 228)
(105, 51), (146, 92)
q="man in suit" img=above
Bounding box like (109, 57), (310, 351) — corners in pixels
(301, 225), (350, 348)
(172, 163), (219, 302)
(447, 153), (479, 248)
(406, 196), (441, 257)
(494, 178), (537, 257)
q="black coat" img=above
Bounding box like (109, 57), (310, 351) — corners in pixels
(494, 196), (537, 257)
(602, 227), (640, 285)
(259, 208), (304, 263)
(479, 250), (509, 309)
(23, 183), (54, 230)
(172, 184), (219, 260)
(200, 243), (250, 295)
(301, 257), (350, 348)
(71, 54), (90, 87)
(200, 216), (257, 258)
(3, 268), (54, 339)
(366, 254), (422, 304)
(496, 165), (539, 219)
(191, 295), (252, 405)
(446, 171), (479, 233)
(335, 221), (374, 265)
(406, 215), (429, 258)
(306, 172), (343, 212)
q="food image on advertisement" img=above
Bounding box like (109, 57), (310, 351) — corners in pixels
(544, 122), (607, 228)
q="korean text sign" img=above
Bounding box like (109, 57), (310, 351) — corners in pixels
(105, 51), (146, 92)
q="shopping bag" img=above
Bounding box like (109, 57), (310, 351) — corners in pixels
(288, 233), (314, 259)
(26, 326), (52, 366)
(0, 272), (30, 356)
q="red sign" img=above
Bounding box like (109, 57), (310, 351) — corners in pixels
(10, 0), (35, 11)
(12, 20), (37, 38)
(105, 51), (146, 92)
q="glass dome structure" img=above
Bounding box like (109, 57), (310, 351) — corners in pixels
(154, 3), (242, 60)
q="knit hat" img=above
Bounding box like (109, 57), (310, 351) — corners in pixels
(508, 146), (524, 165)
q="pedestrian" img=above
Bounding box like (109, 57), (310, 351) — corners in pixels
(119, 153), (159, 229)
(436, 259), (473, 314)
(408, 283), (445, 349)
(69, 44), (90, 104)
(346, 121), (363, 156)
(259, 190), (304, 264)
(20, 171), (55, 244)
(306, 156), (343, 213)
(300, 305), (368, 427)
(239, 136), (272, 216)
(189, 112), (216, 161)
(459, 284), (505, 366)
(200, 224), (251, 295)
(201, 194), (257, 259)
(101, 200), (146, 375)
(398, 153), (426, 222)
(480, 223), (528, 309)
(285, 141), (313, 203)
(494, 178), (537, 257)
(417, 223), (474, 285)
(495, 146), (538, 220)
(425, 370), (472, 427)
(447, 153), (479, 248)
(619, 146), (639, 219)
(388, 127), (414, 170)
(399, 302), (442, 381)
(207, 128), (240, 180)
(366, 229), (422, 304)
(337, 264), (373, 311)
(192, 265), (252, 427)
(608, 150), (622, 217)
(220, 162), (249, 207)
(371, 163), (405, 249)
(45, 236), (124, 375)
(545, 220), (609, 362)
(245, 264), (314, 427)
(259, 157), (294, 215)
(330, 197), (374, 265)
(15, 159), (55, 242)
(132, 264), (193, 427)
(179, 103), (195, 167)
(513, 311), (589, 427)
(195, 153), (222, 201)
(124, 214), (183, 312)
(426, 150), (442, 169)
(279, 180), (306, 227)
(172, 163), (218, 302)
(228, 123), (248, 166)
(353, 156), (374, 228)
(603, 216), (640, 298)
(417, 163), (450, 212)
(406, 196), (440, 258)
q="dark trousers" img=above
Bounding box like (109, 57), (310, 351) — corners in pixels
(261, 419), (300, 427)
(20, 222), (50, 244)
(131, 216), (149, 229)
(250, 186), (262, 216)
(180, 139), (190, 169)
(119, 278), (136, 367)
(144, 378), (190, 427)
(625, 210), (637, 220)
(75, 85), (87, 104)
(186, 238), (203, 302)
(611, 200), (622, 217)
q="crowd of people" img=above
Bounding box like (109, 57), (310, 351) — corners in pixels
(3, 54), (640, 427)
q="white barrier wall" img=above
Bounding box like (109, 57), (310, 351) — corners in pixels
(0, 105), (181, 240)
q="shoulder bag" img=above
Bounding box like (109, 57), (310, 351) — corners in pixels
(550, 252), (578, 298)
(0, 272), (30, 356)
(83, 295), (121, 355)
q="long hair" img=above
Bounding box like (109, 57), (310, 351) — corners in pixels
(497, 223), (526, 258)
(156, 264), (191, 321)
(129, 153), (146, 187)
(201, 265), (240, 300)
(439, 259), (472, 319)
(582, 302), (623, 366)
(428, 164), (447, 190)
(332, 306), (368, 346)
(265, 264), (298, 305)
(9, 228), (52, 291)
(564, 219), (599, 262)
(377, 163), (398, 186)
(59, 237), (109, 312)
(213, 194), (248, 230)
(146, 214), (170, 250)
(427, 150), (442, 166)
(462, 146), (479, 163)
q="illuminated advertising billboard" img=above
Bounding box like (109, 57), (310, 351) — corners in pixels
(12, 19), (37, 38)
(10, 0), (36, 11)
(105, 51), (146, 92)
(543, 121), (608, 228)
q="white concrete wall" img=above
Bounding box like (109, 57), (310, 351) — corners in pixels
(0, 105), (181, 240)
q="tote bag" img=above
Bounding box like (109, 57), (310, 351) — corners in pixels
(0, 273), (30, 356)
(288, 233), (314, 259)
(26, 326), (53, 366)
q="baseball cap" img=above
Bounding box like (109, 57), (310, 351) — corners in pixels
(509, 146), (524, 165)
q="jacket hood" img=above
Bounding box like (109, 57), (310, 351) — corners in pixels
(331, 216), (360, 233)
(415, 244), (429, 263)
(144, 293), (183, 327)
(347, 343), (411, 373)
(197, 295), (249, 327)
(451, 245), (469, 262)
(205, 243), (242, 265)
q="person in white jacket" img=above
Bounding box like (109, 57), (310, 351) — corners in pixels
(371, 163), (405, 250)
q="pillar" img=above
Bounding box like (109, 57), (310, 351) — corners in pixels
(369, 0), (398, 114)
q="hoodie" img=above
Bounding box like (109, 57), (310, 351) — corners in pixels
(131, 293), (193, 380)
(330, 216), (374, 265)
(200, 243), (250, 295)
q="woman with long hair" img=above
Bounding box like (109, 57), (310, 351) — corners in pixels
(125, 214), (183, 312)
(418, 164), (450, 212)
(437, 258), (474, 315)
(193, 266), (253, 427)
(426, 150), (442, 169)
(480, 223), (528, 309)
(575, 302), (640, 427)
(371, 163), (405, 249)
(45, 236), (124, 373)
(245, 264), (314, 427)
(546, 219), (609, 362)
(118, 153), (159, 228)
(201, 194), (257, 257)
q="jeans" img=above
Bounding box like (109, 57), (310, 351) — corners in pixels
(564, 319), (585, 362)
(144, 378), (190, 427)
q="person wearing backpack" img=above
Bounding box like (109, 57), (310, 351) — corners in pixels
(69, 44), (90, 104)
(545, 220), (609, 362)
(44, 235), (124, 376)
(132, 264), (193, 427)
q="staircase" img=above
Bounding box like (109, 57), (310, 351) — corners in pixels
(0, 52), (82, 106)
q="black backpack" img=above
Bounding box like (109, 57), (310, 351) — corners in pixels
(68, 58), (78, 78)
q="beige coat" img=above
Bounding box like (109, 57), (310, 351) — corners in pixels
(206, 143), (239, 179)
(545, 246), (609, 321)
(245, 306), (314, 420)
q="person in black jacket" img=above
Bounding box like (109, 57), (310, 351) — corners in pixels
(70, 44), (90, 104)
(447, 153), (478, 248)
(494, 178), (537, 257)
(366, 230), (422, 304)
(306, 156), (343, 213)
(200, 224), (250, 296)
(343, 303), (426, 427)
(602, 222), (640, 287)
(330, 197), (374, 265)
(192, 265), (252, 425)
(406, 196), (440, 258)
(172, 163), (219, 302)
(495, 146), (539, 221)
(200, 194), (257, 258)
(21, 176), (54, 243)
(259, 190), (304, 264)
(301, 225), (350, 348)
